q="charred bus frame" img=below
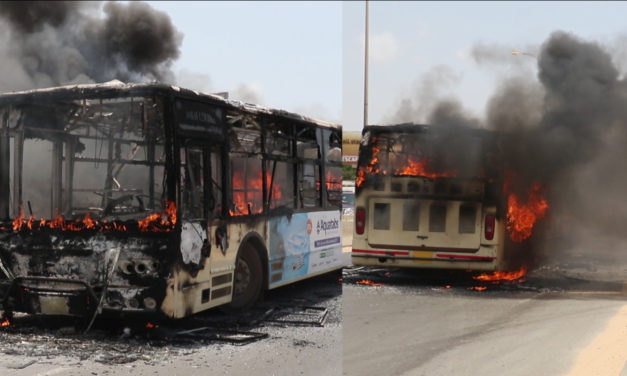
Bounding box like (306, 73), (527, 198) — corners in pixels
(0, 81), (343, 319)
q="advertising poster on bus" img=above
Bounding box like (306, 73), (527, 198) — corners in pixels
(269, 211), (342, 286)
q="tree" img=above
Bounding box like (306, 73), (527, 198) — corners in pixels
(342, 164), (356, 181)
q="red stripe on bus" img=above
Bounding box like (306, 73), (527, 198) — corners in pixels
(435, 254), (496, 261)
(352, 249), (410, 256)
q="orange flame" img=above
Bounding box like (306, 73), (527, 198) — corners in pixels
(231, 171), (256, 216)
(50, 211), (97, 231)
(355, 168), (365, 188)
(49, 210), (65, 229)
(473, 266), (527, 282)
(356, 139), (457, 187)
(325, 171), (342, 191)
(230, 170), (282, 216)
(355, 279), (385, 287)
(9, 201), (175, 233)
(26, 215), (34, 230)
(145, 322), (159, 329)
(83, 212), (96, 230)
(467, 286), (488, 291)
(113, 221), (127, 232)
(0, 317), (10, 327)
(66, 214), (89, 231)
(356, 140), (381, 187)
(393, 157), (457, 179)
(12, 206), (24, 231)
(506, 183), (548, 242)
(100, 220), (128, 232)
(138, 200), (177, 232)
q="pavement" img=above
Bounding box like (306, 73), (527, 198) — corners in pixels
(342, 266), (627, 376)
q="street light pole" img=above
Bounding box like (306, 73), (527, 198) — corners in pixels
(363, 0), (369, 128)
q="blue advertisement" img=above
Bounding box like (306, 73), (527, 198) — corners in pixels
(269, 211), (342, 286)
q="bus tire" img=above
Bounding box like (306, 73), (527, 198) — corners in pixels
(228, 242), (263, 310)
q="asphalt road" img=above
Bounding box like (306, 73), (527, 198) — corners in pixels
(0, 270), (342, 376)
(342, 266), (627, 376)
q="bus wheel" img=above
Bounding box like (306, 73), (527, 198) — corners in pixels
(228, 243), (263, 310)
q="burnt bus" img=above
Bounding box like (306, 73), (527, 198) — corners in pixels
(351, 123), (524, 271)
(0, 81), (343, 319)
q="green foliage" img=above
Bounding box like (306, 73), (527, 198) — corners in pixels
(342, 164), (356, 181)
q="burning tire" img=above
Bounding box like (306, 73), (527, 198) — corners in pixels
(228, 243), (263, 310)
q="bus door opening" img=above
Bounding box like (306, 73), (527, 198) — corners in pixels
(179, 143), (213, 267)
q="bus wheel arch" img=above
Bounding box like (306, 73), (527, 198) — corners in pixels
(228, 233), (267, 310)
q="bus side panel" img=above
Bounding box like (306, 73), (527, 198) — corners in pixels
(267, 210), (342, 287)
(161, 220), (247, 318)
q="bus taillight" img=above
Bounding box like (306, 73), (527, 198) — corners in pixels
(484, 215), (495, 240)
(356, 207), (366, 235)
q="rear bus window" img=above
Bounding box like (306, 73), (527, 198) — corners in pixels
(459, 205), (477, 234)
(373, 203), (390, 230)
(402, 203), (420, 231)
(429, 204), (446, 232)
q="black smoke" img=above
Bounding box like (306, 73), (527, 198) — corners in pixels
(0, 1), (77, 32)
(427, 100), (480, 129)
(390, 30), (627, 276)
(492, 32), (627, 192)
(0, 1), (182, 91)
(528, 32), (627, 274)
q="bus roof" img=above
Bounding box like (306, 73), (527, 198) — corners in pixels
(362, 123), (496, 137)
(0, 80), (340, 130)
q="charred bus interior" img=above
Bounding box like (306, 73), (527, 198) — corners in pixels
(0, 83), (176, 319)
(0, 82), (342, 321)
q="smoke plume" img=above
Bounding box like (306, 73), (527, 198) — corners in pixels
(232, 83), (265, 105)
(470, 41), (538, 69)
(529, 32), (627, 275)
(496, 31), (627, 190)
(390, 31), (627, 277)
(388, 65), (463, 123)
(0, 1), (182, 91)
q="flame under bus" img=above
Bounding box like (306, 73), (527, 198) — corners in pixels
(0, 81), (343, 319)
(352, 124), (519, 271)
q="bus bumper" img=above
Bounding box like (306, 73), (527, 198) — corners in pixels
(351, 247), (501, 271)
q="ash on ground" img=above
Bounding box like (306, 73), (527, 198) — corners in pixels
(0, 270), (342, 368)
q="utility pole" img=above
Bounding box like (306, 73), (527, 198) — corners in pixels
(363, 0), (369, 128)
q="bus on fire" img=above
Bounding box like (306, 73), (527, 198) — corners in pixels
(0, 81), (343, 320)
(351, 123), (547, 273)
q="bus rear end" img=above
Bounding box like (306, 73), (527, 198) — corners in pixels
(351, 124), (512, 271)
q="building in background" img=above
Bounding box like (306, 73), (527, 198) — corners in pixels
(342, 131), (361, 168)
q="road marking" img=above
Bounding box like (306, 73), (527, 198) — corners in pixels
(566, 303), (627, 376)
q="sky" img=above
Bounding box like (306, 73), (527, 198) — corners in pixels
(6, 2), (627, 133)
(343, 1), (627, 131)
(147, 1), (342, 124)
